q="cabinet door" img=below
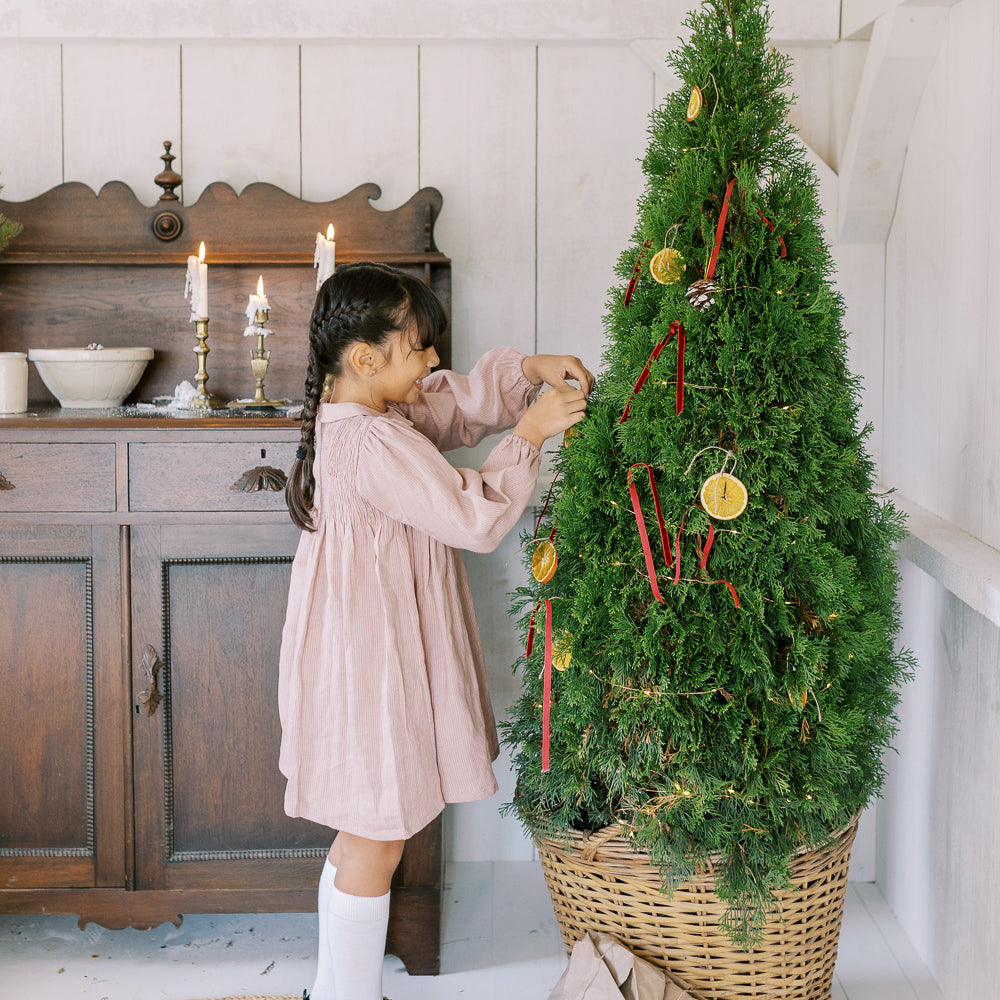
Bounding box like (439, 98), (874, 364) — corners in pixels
(0, 525), (126, 890)
(130, 523), (332, 891)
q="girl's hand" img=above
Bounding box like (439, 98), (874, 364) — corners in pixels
(514, 386), (587, 451)
(522, 354), (595, 396)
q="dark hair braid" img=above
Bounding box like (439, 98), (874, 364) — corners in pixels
(285, 262), (447, 531)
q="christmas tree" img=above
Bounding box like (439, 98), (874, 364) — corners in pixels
(503, 0), (911, 947)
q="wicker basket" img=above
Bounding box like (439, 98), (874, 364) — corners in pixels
(536, 816), (858, 1000)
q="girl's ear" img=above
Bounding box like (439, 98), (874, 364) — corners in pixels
(344, 341), (377, 379)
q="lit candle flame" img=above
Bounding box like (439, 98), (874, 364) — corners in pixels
(256, 275), (264, 296)
(198, 241), (206, 263)
(326, 224), (335, 240)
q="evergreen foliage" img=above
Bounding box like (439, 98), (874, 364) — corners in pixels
(502, 0), (912, 947)
(0, 177), (21, 255)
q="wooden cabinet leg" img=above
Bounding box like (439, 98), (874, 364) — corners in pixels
(386, 885), (441, 976)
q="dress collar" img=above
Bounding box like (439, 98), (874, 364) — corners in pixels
(317, 401), (413, 426)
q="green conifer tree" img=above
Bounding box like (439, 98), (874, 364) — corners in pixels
(503, 0), (912, 946)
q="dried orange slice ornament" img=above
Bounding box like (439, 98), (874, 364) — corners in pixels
(563, 426), (581, 448)
(531, 538), (559, 583)
(649, 247), (685, 285)
(686, 85), (704, 121)
(700, 472), (748, 521)
(553, 633), (573, 672)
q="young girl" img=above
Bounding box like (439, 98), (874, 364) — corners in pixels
(279, 262), (592, 1000)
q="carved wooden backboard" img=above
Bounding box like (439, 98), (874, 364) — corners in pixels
(0, 165), (451, 404)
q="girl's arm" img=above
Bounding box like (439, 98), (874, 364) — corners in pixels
(356, 415), (541, 553)
(390, 346), (540, 451)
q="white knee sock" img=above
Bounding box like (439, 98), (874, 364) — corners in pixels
(310, 860), (338, 1000)
(327, 884), (391, 1000)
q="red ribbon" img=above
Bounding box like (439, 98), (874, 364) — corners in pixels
(618, 321), (686, 423)
(627, 464), (673, 603)
(525, 597), (555, 770)
(623, 240), (652, 306)
(706, 177), (737, 281)
(758, 209), (787, 258)
(540, 598), (554, 772)
(717, 579), (740, 607)
(662, 504), (740, 608)
(673, 323), (685, 414)
(699, 522), (715, 570)
(673, 508), (688, 585)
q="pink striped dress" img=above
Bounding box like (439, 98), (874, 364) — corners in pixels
(278, 347), (542, 840)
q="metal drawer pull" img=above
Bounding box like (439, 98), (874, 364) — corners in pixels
(137, 645), (163, 717)
(0, 471), (14, 491)
(230, 465), (288, 493)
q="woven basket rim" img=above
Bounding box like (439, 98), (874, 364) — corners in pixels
(535, 810), (861, 872)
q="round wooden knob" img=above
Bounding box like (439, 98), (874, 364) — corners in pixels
(151, 210), (183, 241)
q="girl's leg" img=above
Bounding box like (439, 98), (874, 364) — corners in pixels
(313, 832), (404, 1000)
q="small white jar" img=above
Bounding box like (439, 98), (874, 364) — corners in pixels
(0, 352), (28, 413)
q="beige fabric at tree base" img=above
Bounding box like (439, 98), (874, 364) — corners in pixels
(548, 931), (706, 1000)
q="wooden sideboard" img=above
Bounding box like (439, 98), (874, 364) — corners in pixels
(0, 155), (450, 975)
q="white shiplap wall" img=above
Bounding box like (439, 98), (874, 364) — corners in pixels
(878, 1), (1000, 997)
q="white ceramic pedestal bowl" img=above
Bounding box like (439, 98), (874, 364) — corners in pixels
(28, 347), (154, 408)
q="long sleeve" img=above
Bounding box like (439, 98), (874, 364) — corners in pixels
(355, 414), (540, 554)
(390, 346), (541, 452)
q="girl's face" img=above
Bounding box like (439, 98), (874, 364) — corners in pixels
(371, 319), (439, 409)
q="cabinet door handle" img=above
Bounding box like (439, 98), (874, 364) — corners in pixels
(137, 644), (163, 717)
(0, 470), (14, 491)
(230, 465), (288, 493)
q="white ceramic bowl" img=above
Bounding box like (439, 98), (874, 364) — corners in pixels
(28, 347), (154, 408)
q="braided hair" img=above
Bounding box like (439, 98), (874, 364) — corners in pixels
(285, 261), (447, 531)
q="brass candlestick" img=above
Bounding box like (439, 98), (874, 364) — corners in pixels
(178, 318), (225, 410)
(229, 309), (289, 409)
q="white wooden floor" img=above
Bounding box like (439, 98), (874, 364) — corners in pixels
(0, 862), (945, 1000)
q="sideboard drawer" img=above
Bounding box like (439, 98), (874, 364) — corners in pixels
(0, 443), (117, 512)
(128, 442), (297, 512)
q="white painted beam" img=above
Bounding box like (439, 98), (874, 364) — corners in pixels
(0, 0), (841, 42)
(894, 492), (1000, 631)
(837, 4), (948, 244)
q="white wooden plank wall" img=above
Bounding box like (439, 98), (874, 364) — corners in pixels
(62, 43), (181, 202)
(537, 45), (652, 378)
(421, 44), (537, 372)
(878, 1), (1000, 997)
(0, 42), (63, 198)
(989, 4), (1000, 557)
(182, 44), (302, 200)
(884, 560), (1000, 1000)
(301, 44), (419, 209)
(884, 0), (998, 545)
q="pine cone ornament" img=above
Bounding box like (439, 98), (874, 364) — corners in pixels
(686, 278), (717, 311)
